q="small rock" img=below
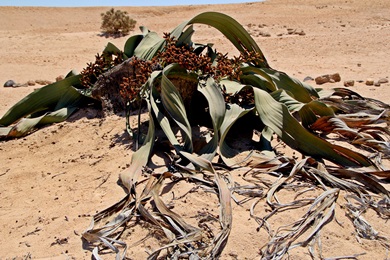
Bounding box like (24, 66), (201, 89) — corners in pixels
(365, 78), (374, 86)
(374, 81), (381, 87)
(315, 73), (341, 85)
(27, 80), (36, 86)
(357, 80), (364, 83)
(330, 73), (341, 82)
(35, 79), (53, 85)
(56, 75), (64, 82)
(315, 75), (330, 85)
(378, 78), (388, 84)
(344, 80), (354, 87)
(4, 80), (16, 87)
(287, 28), (295, 34)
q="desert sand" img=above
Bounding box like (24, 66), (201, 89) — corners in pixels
(0, 0), (389, 259)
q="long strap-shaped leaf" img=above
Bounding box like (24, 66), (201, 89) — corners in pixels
(241, 66), (319, 102)
(103, 42), (128, 59)
(180, 152), (232, 258)
(253, 87), (374, 167)
(133, 30), (165, 60)
(160, 64), (193, 153)
(128, 12), (269, 65)
(218, 80), (254, 166)
(197, 77), (226, 161)
(262, 188), (339, 258)
(170, 12), (269, 68)
(0, 75), (82, 126)
(189, 12), (265, 61)
(124, 34), (144, 58)
(0, 77), (90, 137)
(2, 107), (78, 138)
(119, 106), (155, 192)
(219, 103), (253, 166)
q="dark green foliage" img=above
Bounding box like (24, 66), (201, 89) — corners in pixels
(100, 8), (136, 37)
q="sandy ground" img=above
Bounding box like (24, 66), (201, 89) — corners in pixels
(0, 0), (389, 259)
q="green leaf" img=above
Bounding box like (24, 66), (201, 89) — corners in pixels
(180, 151), (214, 173)
(219, 103), (252, 166)
(260, 126), (274, 152)
(65, 69), (78, 78)
(148, 71), (183, 153)
(54, 85), (85, 110)
(260, 68), (319, 103)
(197, 77), (226, 160)
(0, 74), (96, 138)
(299, 100), (335, 128)
(176, 25), (195, 46)
(271, 89), (304, 113)
(241, 66), (277, 92)
(220, 78), (247, 95)
(3, 107), (78, 138)
(270, 89), (335, 127)
(124, 34), (144, 57)
(169, 12), (268, 67)
(160, 64), (193, 153)
(199, 77), (226, 129)
(0, 75), (82, 126)
(103, 42), (127, 59)
(188, 12), (267, 67)
(39, 107), (79, 125)
(219, 79), (256, 166)
(134, 31), (165, 60)
(0, 83), (90, 138)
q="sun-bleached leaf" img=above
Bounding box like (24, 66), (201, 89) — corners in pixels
(119, 107), (155, 192)
(253, 87), (374, 167)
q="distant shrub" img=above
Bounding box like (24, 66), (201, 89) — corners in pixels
(100, 8), (136, 37)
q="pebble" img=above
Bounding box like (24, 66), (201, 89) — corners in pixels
(374, 81), (381, 87)
(4, 80), (16, 87)
(315, 73), (341, 85)
(331, 73), (341, 82)
(286, 28), (305, 36)
(378, 78), (388, 84)
(365, 78), (374, 86)
(35, 79), (53, 85)
(27, 80), (36, 86)
(344, 80), (354, 87)
(315, 76), (329, 85)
